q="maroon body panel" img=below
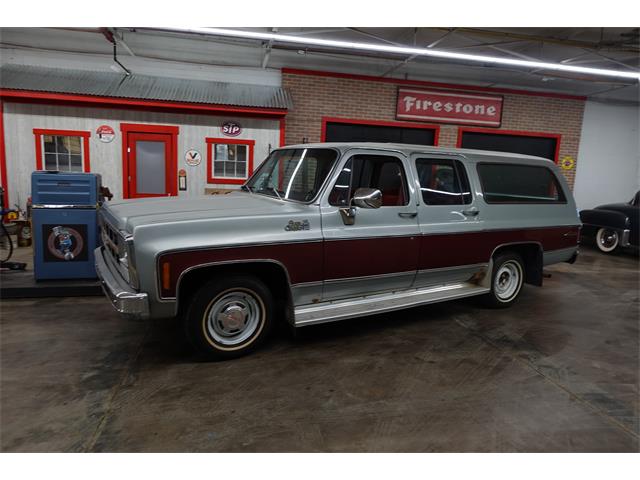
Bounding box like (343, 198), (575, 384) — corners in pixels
(158, 225), (580, 298)
(324, 236), (420, 280)
(418, 225), (580, 269)
(159, 241), (323, 298)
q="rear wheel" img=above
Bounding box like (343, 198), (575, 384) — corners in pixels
(595, 227), (619, 253)
(482, 252), (525, 308)
(183, 274), (274, 360)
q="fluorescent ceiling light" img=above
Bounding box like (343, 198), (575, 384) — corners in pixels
(158, 27), (640, 81)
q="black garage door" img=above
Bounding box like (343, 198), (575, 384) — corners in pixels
(459, 131), (557, 161)
(325, 122), (436, 146)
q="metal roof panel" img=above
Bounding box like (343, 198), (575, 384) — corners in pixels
(0, 64), (292, 109)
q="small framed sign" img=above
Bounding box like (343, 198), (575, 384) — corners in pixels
(185, 149), (202, 167)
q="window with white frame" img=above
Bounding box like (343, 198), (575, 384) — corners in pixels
(213, 143), (248, 179)
(42, 135), (84, 172)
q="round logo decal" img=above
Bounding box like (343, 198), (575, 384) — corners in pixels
(185, 149), (202, 167)
(221, 121), (242, 137)
(560, 156), (575, 170)
(47, 226), (84, 261)
(96, 125), (115, 143)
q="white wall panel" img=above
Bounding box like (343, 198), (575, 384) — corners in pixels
(574, 100), (640, 211)
(3, 102), (281, 207)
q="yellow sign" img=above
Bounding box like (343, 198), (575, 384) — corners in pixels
(560, 156), (575, 170)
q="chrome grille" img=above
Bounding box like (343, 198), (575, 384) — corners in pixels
(102, 221), (121, 262)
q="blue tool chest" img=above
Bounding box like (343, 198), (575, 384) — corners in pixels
(31, 171), (102, 280)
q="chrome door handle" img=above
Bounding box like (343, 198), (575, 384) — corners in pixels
(398, 212), (418, 218)
(462, 208), (479, 217)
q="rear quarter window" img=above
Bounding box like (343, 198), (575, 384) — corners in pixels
(477, 163), (566, 204)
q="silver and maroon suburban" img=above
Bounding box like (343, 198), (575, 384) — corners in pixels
(96, 142), (580, 359)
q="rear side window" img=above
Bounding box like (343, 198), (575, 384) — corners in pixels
(477, 163), (566, 204)
(416, 159), (472, 205)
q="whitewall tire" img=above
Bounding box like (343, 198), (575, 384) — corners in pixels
(595, 228), (620, 253)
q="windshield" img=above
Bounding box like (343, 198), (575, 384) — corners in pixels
(245, 148), (338, 202)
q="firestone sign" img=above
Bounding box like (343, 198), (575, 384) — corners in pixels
(396, 88), (503, 127)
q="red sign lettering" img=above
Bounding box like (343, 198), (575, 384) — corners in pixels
(397, 88), (503, 127)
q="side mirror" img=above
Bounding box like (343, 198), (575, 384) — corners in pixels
(339, 188), (382, 225)
(352, 188), (382, 209)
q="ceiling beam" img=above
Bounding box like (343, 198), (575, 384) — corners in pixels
(380, 29), (457, 77)
(347, 28), (404, 46)
(434, 27), (640, 54)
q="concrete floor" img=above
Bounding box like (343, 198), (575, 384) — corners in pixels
(1, 247), (638, 452)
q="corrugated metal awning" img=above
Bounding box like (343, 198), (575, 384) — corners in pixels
(0, 64), (292, 110)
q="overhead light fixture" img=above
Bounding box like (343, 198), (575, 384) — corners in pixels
(156, 27), (640, 81)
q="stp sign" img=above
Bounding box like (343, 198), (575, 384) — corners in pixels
(221, 121), (242, 137)
(397, 88), (503, 127)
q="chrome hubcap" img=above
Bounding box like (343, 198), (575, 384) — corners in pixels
(206, 291), (261, 346)
(494, 261), (521, 301)
(599, 229), (618, 249)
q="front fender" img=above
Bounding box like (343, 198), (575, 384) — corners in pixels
(579, 209), (630, 230)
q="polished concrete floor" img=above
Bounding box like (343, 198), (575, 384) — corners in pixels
(1, 247), (638, 452)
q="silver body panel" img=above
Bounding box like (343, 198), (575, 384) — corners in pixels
(95, 142), (581, 324)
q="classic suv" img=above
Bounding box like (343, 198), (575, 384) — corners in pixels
(96, 143), (580, 359)
(579, 191), (639, 253)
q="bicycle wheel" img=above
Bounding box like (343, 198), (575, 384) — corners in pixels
(0, 221), (13, 263)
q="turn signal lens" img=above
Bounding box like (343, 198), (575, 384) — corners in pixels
(162, 262), (171, 291)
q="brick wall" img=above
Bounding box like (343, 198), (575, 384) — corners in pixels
(282, 71), (586, 188)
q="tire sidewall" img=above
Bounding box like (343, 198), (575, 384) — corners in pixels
(596, 228), (619, 253)
(489, 253), (525, 307)
(184, 275), (274, 360)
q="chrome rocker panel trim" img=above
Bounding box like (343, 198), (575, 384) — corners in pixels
(95, 246), (149, 318)
(294, 282), (490, 327)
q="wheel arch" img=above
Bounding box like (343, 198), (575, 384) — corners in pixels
(489, 242), (544, 287)
(175, 260), (294, 324)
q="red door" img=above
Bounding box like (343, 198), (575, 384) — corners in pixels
(125, 132), (177, 198)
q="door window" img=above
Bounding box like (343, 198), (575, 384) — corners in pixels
(415, 159), (472, 205)
(135, 140), (166, 195)
(329, 154), (409, 207)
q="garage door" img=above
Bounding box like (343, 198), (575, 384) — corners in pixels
(325, 121), (436, 145)
(459, 130), (558, 161)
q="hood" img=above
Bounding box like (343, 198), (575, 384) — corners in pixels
(596, 202), (636, 214)
(102, 191), (299, 232)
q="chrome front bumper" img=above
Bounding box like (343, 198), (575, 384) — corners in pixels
(95, 247), (149, 318)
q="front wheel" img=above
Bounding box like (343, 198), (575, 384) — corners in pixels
(482, 252), (525, 309)
(183, 274), (274, 360)
(0, 222), (13, 263)
(595, 227), (620, 253)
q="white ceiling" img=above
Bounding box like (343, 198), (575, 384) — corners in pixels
(1, 27), (638, 103)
